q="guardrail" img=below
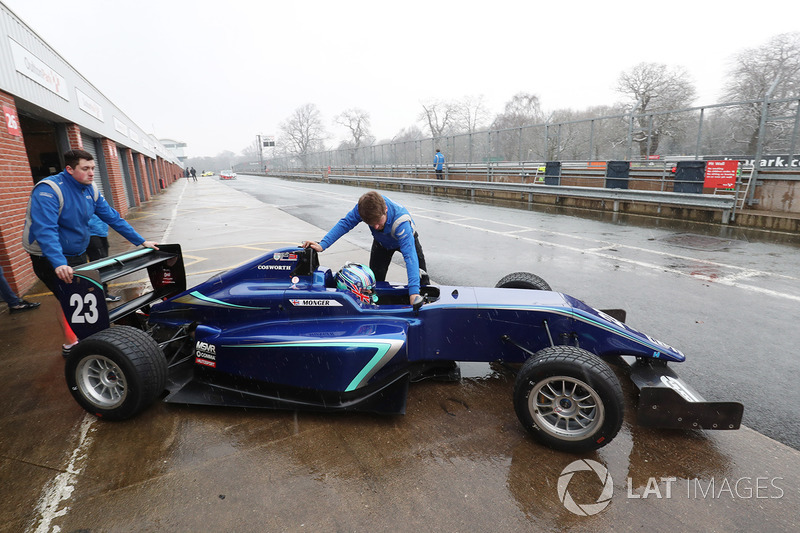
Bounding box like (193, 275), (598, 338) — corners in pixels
(268, 171), (737, 224)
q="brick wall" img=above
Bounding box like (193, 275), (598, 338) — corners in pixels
(65, 123), (82, 149)
(0, 91), (38, 295)
(138, 153), (153, 198)
(100, 138), (128, 217)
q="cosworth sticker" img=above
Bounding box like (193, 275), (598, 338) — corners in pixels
(290, 299), (343, 307)
(258, 264), (292, 270)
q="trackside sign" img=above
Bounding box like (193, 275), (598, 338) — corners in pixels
(704, 160), (739, 188)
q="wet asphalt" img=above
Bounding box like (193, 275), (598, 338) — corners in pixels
(1, 175), (798, 532)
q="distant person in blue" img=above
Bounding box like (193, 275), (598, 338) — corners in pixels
(1, 264), (39, 314)
(433, 149), (445, 179)
(302, 191), (429, 305)
(86, 214), (120, 302)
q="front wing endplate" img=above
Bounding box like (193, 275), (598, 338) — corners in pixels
(621, 356), (743, 430)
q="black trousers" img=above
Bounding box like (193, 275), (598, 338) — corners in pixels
(86, 236), (109, 262)
(29, 253), (87, 295)
(369, 233), (429, 286)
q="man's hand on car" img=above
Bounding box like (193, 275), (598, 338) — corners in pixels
(301, 241), (323, 252)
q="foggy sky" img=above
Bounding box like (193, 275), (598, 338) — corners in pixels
(3, 0), (798, 157)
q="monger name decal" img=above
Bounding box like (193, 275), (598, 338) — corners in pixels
(290, 299), (343, 307)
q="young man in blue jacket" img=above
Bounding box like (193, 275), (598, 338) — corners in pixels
(302, 191), (429, 305)
(22, 149), (158, 351)
(433, 149), (445, 179)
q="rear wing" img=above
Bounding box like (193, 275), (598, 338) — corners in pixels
(57, 244), (186, 339)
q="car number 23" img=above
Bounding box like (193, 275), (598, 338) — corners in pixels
(70, 293), (100, 324)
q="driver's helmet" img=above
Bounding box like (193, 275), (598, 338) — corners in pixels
(336, 262), (377, 303)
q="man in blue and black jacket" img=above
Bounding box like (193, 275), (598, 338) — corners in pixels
(302, 191), (429, 305)
(22, 149), (158, 352)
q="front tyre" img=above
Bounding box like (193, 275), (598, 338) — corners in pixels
(513, 346), (623, 452)
(495, 272), (551, 291)
(65, 326), (166, 420)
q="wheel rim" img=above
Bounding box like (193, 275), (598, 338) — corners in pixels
(76, 355), (128, 409)
(528, 375), (604, 441)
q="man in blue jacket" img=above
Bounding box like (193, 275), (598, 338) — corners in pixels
(302, 191), (428, 305)
(22, 149), (158, 350)
(433, 149), (445, 179)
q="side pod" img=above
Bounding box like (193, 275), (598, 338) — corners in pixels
(622, 356), (743, 430)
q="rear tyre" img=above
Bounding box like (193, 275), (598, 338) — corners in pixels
(513, 346), (623, 452)
(65, 326), (166, 420)
(495, 272), (551, 291)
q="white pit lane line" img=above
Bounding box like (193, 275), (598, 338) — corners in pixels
(31, 414), (96, 533)
(161, 178), (189, 242)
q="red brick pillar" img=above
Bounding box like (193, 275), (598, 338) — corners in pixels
(137, 154), (152, 199)
(0, 91), (38, 294)
(100, 139), (128, 217)
(65, 123), (82, 149)
(156, 157), (167, 187)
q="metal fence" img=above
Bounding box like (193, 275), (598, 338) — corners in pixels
(256, 96), (800, 175)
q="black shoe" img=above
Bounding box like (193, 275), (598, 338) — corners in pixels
(105, 295), (121, 302)
(9, 300), (40, 313)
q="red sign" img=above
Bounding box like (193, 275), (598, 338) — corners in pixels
(3, 105), (22, 136)
(704, 160), (739, 188)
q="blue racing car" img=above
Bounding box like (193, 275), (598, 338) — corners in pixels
(58, 245), (743, 453)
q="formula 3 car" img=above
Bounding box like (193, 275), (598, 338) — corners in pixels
(58, 245), (743, 453)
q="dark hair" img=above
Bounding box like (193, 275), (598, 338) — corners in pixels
(358, 191), (386, 225)
(64, 149), (94, 169)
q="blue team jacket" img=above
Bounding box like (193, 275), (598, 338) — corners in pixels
(434, 152), (445, 170)
(319, 195), (421, 294)
(23, 170), (144, 269)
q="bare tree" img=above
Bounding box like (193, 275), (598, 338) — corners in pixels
(419, 101), (455, 140)
(723, 32), (800, 154)
(488, 93), (546, 160)
(334, 108), (375, 164)
(616, 62), (697, 157)
(451, 95), (491, 134)
(279, 103), (328, 165)
(491, 92), (545, 130)
(391, 125), (425, 143)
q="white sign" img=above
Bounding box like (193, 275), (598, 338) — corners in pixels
(76, 88), (104, 121)
(113, 117), (128, 136)
(9, 38), (69, 101)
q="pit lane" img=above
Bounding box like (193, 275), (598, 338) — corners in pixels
(1, 174), (798, 532)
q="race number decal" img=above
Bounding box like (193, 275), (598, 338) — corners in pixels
(70, 293), (100, 324)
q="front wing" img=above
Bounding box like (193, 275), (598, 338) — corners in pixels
(622, 356), (743, 430)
